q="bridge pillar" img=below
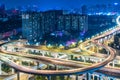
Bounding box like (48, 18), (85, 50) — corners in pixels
(47, 76), (51, 80)
(92, 46), (95, 52)
(54, 54), (58, 58)
(0, 61), (2, 75)
(86, 73), (91, 80)
(75, 75), (78, 80)
(108, 35), (111, 39)
(108, 77), (111, 80)
(112, 61), (115, 67)
(81, 56), (86, 62)
(67, 75), (70, 80)
(54, 65), (58, 70)
(95, 75), (100, 80)
(17, 71), (20, 80)
(98, 40), (100, 43)
(68, 55), (71, 60)
(100, 38), (103, 43)
(91, 74), (95, 80)
(12, 68), (15, 74)
(107, 62), (110, 67)
(42, 52), (45, 56)
(99, 58), (102, 62)
(37, 62), (39, 69)
(99, 75), (103, 80)
(96, 47), (99, 53)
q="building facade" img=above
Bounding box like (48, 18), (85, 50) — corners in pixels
(22, 10), (88, 45)
(58, 14), (88, 32)
(42, 10), (63, 33)
(22, 12), (42, 44)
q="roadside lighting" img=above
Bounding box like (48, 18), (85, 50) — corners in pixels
(70, 42), (76, 47)
(92, 36), (94, 38)
(88, 38), (90, 40)
(59, 44), (64, 49)
(72, 42), (75, 45)
(47, 44), (52, 48)
(79, 40), (83, 44)
(36, 43), (39, 46)
(80, 40), (83, 42)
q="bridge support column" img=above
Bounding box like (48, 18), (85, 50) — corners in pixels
(54, 54), (58, 58)
(112, 78), (116, 80)
(75, 75), (78, 80)
(55, 65), (58, 70)
(12, 68), (15, 74)
(37, 62), (39, 69)
(86, 73), (91, 80)
(92, 74), (95, 80)
(81, 56), (86, 62)
(99, 75), (103, 80)
(92, 46), (95, 52)
(112, 61), (115, 67)
(95, 75), (99, 80)
(17, 71), (20, 80)
(108, 77), (111, 80)
(107, 62), (110, 67)
(19, 61), (22, 65)
(47, 76), (51, 80)
(42, 53), (45, 56)
(66, 75), (70, 80)
(68, 55), (71, 60)
(97, 47), (99, 53)
(0, 61), (2, 75)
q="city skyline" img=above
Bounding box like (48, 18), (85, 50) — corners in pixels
(0, 0), (120, 10)
(0, 0), (120, 80)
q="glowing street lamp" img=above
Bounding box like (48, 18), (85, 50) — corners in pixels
(59, 44), (64, 49)
(92, 36), (95, 38)
(47, 44), (52, 48)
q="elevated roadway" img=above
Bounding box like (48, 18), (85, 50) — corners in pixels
(1, 26), (120, 76)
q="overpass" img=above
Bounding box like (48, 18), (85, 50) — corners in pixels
(1, 18), (120, 79)
(0, 28), (117, 76)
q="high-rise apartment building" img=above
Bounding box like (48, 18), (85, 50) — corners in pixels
(22, 10), (88, 45)
(42, 10), (63, 33)
(58, 14), (88, 32)
(22, 12), (42, 44)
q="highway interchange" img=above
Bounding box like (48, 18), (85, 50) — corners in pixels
(0, 27), (119, 76)
(1, 18), (120, 79)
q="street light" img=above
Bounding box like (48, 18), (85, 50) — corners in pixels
(59, 44), (64, 49)
(47, 44), (52, 48)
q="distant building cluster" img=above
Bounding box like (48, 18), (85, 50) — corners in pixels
(87, 3), (120, 15)
(22, 10), (88, 45)
(0, 4), (5, 16)
(88, 15), (116, 30)
(62, 4), (120, 15)
(0, 3), (118, 45)
(0, 4), (22, 39)
(83, 15), (117, 38)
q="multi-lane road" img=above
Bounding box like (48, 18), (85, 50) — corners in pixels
(0, 27), (118, 76)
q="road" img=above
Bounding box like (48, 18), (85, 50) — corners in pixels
(0, 40), (116, 75)
(0, 26), (120, 76)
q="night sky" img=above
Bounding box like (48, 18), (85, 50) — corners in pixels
(0, 0), (120, 10)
